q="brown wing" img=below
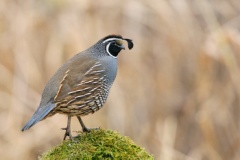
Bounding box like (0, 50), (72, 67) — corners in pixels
(53, 59), (106, 107)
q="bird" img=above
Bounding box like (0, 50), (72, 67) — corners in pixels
(21, 35), (134, 140)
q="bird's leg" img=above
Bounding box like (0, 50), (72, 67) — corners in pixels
(77, 116), (99, 132)
(62, 116), (74, 140)
(77, 116), (90, 132)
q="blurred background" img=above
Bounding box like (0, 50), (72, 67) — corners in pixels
(1, 0), (240, 159)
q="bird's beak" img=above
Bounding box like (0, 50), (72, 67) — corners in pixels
(120, 44), (125, 50)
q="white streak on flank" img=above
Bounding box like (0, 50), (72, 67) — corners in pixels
(90, 86), (100, 92)
(75, 93), (91, 99)
(67, 93), (92, 105)
(106, 43), (117, 59)
(68, 87), (92, 94)
(92, 81), (101, 84)
(91, 62), (102, 67)
(102, 38), (122, 44)
(84, 62), (102, 75)
(89, 70), (105, 74)
(92, 77), (100, 80)
(67, 98), (75, 105)
(84, 100), (93, 104)
(78, 79), (95, 85)
(77, 104), (86, 108)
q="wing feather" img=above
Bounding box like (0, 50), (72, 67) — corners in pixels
(53, 60), (105, 105)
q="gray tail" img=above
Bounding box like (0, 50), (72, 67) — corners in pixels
(21, 103), (55, 131)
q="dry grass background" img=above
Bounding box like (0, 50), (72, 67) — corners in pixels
(1, 0), (240, 159)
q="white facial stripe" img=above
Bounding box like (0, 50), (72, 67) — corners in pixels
(102, 38), (122, 44)
(106, 42), (117, 58)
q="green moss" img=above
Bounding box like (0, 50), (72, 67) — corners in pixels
(40, 129), (153, 160)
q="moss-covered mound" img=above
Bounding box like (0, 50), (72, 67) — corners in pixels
(40, 129), (153, 160)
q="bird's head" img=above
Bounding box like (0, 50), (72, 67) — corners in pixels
(99, 35), (134, 58)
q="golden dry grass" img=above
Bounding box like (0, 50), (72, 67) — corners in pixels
(1, 0), (240, 159)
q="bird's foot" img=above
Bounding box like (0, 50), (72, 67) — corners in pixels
(77, 116), (100, 133)
(82, 126), (100, 132)
(61, 127), (76, 142)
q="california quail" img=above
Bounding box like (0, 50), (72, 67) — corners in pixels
(22, 35), (134, 140)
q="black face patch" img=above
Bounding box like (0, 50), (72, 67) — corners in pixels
(108, 42), (123, 57)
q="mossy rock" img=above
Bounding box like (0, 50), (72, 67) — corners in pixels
(40, 129), (153, 160)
